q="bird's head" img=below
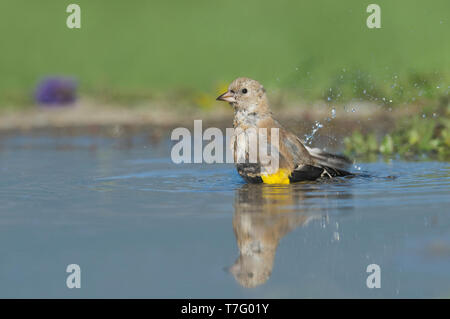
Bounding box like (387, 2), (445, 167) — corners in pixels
(216, 77), (269, 113)
(227, 254), (273, 288)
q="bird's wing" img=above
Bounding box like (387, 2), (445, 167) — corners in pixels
(256, 118), (353, 181)
(281, 131), (314, 166)
(289, 134), (353, 179)
(304, 146), (352, 171)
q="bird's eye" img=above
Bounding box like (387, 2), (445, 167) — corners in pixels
(242, 88), (248, 94)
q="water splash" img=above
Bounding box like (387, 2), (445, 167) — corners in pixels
(331, 108), (337, 119)
(332, 232), (340, 242)
(304, 121), (323, 145)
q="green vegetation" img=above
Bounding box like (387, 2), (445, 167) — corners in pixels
(344, 105), (450, 160)
(0, 0), (448, 108)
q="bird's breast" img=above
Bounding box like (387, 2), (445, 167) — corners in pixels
(231, 128), (253, 164)
(234, 108), (260, 127)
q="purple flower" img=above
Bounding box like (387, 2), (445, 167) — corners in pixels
(35, 77), (78, 106)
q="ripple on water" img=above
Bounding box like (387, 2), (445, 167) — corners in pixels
(92, 161), (449, 202)
(94, 164), (244, 193)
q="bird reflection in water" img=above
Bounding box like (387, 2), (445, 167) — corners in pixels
(228, 182), (352, 288)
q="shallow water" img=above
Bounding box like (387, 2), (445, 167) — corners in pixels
(0, 134), (449, 298)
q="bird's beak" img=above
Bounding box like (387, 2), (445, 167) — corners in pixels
(216, 90), (236, 103)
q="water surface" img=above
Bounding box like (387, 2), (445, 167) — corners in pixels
(0, 134), (449, 298)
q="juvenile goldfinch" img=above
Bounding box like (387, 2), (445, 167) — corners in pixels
(217, 77), (352, 184)
(229, 184), (319, 287)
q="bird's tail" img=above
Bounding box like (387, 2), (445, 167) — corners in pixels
(305, 146), (353, 176)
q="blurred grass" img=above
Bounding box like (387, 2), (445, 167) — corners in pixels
(344, 104), (450, 160)
(0, 0), (448, 108)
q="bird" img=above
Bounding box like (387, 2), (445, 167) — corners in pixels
(229, 184), (320, 287)
(216, 77), (352, 184)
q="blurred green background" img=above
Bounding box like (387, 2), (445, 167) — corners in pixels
(0, 0), (448, 107)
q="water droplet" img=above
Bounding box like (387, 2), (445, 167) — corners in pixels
(331, 108), (336, 118)
(321, 215), (328, 228)
(304, 121), (323, 145)
(333, 232), (340, 241)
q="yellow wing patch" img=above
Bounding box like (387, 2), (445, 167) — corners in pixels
(261, 169), (291, 184)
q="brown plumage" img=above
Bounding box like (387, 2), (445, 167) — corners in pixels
(229, 184), (320, 287)
(217, 77), (352, 184)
